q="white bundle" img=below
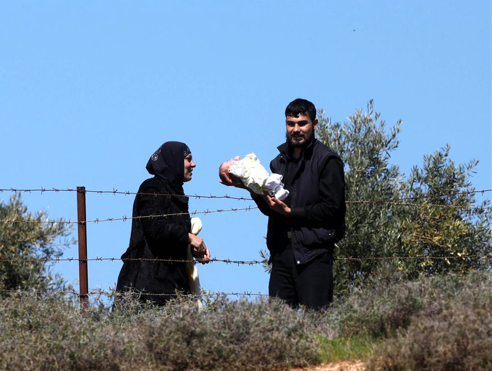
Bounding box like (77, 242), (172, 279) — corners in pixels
(187, 217), (203, 310)
(229, 153), (289, 201)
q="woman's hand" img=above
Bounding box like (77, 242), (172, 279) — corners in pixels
(189, 233), (211, 263)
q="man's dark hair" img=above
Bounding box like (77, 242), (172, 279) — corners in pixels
(285, 98), (317, 121)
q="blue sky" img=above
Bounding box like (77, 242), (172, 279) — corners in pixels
(1, 1), (490, 300)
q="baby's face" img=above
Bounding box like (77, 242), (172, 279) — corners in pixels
(219, 162), (231, 182)
(222, 159), (235, 170)
(219, 156), (241, 184)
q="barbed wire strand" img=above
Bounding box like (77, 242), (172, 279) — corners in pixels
(1, 254), (489, 266)
(0, 288), (268, 298)
(1, 187), (490, 203)
(0, 188), (252, 201)
(1, 206), (259, 225)
(347, 201), (492, 209)
(3, 200), (492, 226)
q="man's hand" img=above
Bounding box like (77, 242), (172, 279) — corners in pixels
(262, 194), (291, 217)
(219, 173), (245, 188)
(189, 234), (211, 263)
(219, 156), (246, 188)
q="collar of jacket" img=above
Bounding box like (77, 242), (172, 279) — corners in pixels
(277, 138), (318, 161)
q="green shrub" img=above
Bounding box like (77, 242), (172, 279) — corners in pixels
(2, 272), (490, 370)
(327, 268), (491, 339)
(0, 291), (139, 371)
(0, 292), (320, 371)
(367, 273), (492, 371)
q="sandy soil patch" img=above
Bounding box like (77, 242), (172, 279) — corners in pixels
(290, 360), (365, 371)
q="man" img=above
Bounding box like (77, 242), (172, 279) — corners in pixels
(227, 98), (345, 310)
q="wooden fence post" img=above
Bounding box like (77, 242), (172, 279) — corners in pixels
(77, 186), (89, 308)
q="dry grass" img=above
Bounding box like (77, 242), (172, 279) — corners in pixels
(1, 271), (490, 371)
(366, 272), (492, 371)
(0, 293), (320, 371)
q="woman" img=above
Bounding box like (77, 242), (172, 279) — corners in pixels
(115, 141), (210, 306)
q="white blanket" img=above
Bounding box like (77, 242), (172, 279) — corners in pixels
(229, 153), (289, 201)
(186, 217), (203, 309)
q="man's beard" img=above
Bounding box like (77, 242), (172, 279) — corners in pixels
(286, 131), (315, 149)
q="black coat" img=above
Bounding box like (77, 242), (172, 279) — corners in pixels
(115, 176), (191, 305)
(253, 139), (346, 264)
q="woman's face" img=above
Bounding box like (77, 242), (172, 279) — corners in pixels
(183, 153), (196, 182)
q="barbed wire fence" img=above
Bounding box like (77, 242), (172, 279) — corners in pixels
(0, 187), (491, 306)
(2, 187), (492, 225)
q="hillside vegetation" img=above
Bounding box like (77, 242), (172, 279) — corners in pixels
(1, 271), (490, 371)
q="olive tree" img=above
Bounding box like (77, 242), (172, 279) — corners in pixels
(0, 193), (73, 295)
(317, 101), (491, 296)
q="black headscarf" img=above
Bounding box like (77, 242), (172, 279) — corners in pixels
(146, 141), (191, 196)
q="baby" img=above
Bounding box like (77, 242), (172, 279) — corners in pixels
(219, 153), (289, 201)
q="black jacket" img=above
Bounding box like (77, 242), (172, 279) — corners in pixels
(254, 139), (345, 264)
(115, 176), (191, 305)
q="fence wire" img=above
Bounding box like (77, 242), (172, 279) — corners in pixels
(0, 188), (252, 201)
(0, 288), (268, 298)
(1, 254), (490, 266)
(1, 205), (259, 225)
(2, 200), (492, 227)
(1, 187), (490, 202)
(1, 187), (491, 303)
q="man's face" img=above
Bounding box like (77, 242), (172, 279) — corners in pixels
(183, 153), (196, 182)
(286, 114), (317, 148)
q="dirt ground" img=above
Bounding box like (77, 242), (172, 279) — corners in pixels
(291, 360), (365, 371)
